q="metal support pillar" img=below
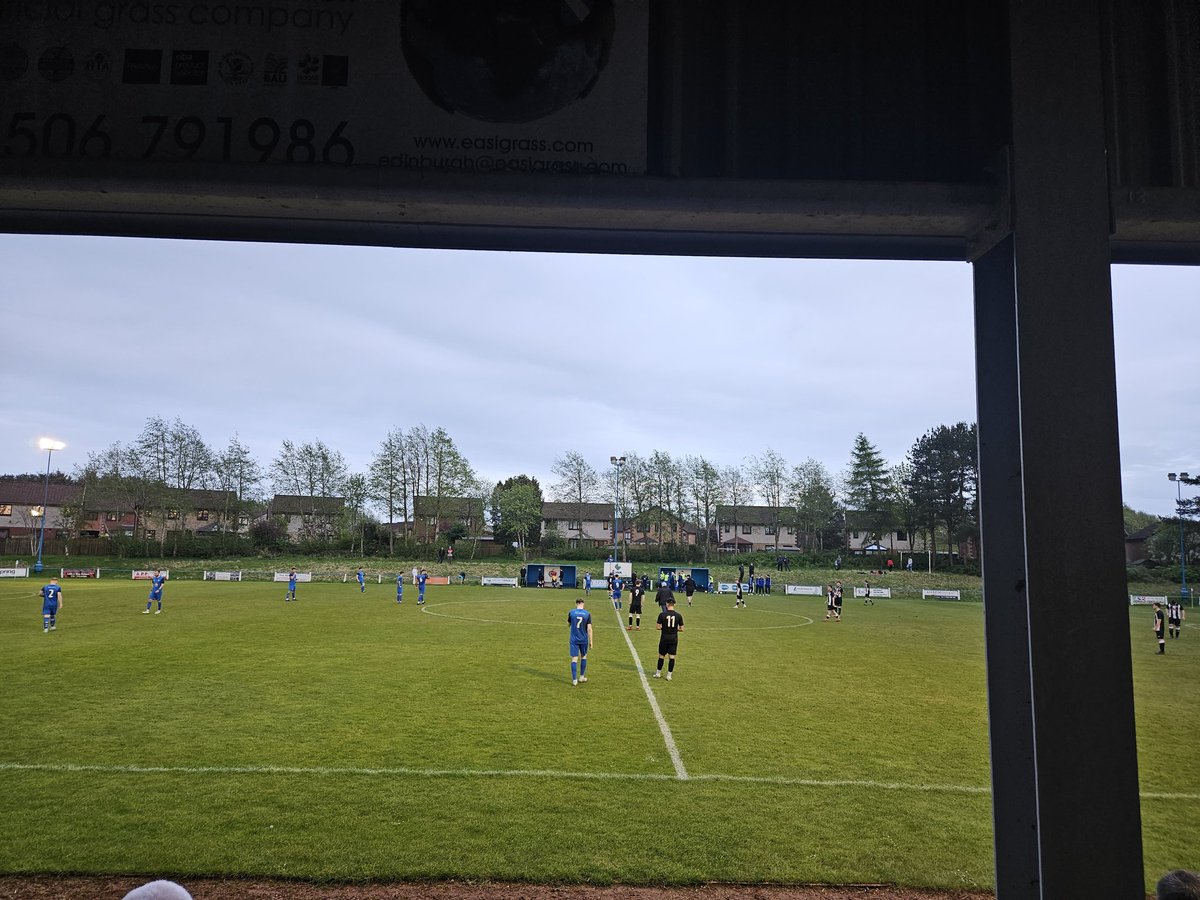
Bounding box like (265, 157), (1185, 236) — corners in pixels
(971, 2), (1145, 896)
(973, 234), (1039, 899)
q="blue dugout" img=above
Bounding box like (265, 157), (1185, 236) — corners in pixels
(524, 564), (577, 588)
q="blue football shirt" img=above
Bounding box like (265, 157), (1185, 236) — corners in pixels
(567, 607), (592, 646)
(41, 583), (62, 607)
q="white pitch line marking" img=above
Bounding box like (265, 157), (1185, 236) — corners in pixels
(2, 762), (1195, 801)
(613, 603), (688, 780)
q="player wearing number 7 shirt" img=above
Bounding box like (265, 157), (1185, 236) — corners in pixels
(567, 597), (593, 686)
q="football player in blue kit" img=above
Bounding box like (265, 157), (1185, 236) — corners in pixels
(41, 577), (63, 632)
(567, 597), (593, 686)
(143, 570), (166, 614)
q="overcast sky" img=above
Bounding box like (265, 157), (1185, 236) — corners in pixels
(1, 233), (1195, 517)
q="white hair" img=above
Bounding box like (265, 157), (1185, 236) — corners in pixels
(122, 880), (193, 900)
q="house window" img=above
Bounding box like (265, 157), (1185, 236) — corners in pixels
(569, 538), (578, 549)
(895, 529), (908, 542)
(0, 504), (10, 516)
(569, 520), (581, 530)
(765, 525), (776, 535)
(852, 531), (860, 539)
(238, 516), (249, 527)
(196, 509), (209, 521)
(427, 516), (437, 526)
(106, 513), (118, 522)
(167, 508), (179, 520)
(785, 526), (794, 534)
(742, 524), (752, 534)
(603, 520), (610, 531)
(723, 524), (731, 534)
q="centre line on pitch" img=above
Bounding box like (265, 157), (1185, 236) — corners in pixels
(612, 603), (688, 780)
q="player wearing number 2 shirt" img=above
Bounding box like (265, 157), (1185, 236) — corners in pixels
(567, 597), (593, 686)
(41, 578), (63, 632)
(654, 598), (684, 681)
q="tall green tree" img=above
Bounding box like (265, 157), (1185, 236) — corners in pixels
(844, 433), (895, 548)
(551, 450), (600, 546)
(749, 448), (789, 550)
(343, 473), (369, 556)
(719, 464), (752, 551)
(426, 426), (476, 538)
(789, 458), (839, 550)
(906, 422), (978, 561)
(489, 476), (544, 559)
(212, 434), (262, 534)
(369, 428), (411, 554)
(270, 439), (348, 539)
(685, 455), (722, 560)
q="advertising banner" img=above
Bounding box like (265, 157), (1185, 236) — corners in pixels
(132, 570), (169, 579)
(922, 589), (962, 600)
(0, 1), (648, 174)
(203, 570), (242, 581)
(481, 577), (518, 587)
(785, 584), (823, 596)
(274, 572), (313, 582)
(854, 587), (892, 599)
(61, 568), (100, 578)
(0, 568), (30, 578)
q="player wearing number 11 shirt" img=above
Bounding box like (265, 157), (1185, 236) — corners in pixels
(654, 598), (684, 681)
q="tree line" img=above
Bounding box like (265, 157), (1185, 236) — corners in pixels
(16, 416), (985, 561)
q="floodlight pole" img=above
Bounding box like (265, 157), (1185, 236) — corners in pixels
(34, 438), (64, 575)
(1169, 472), (1190, 604)
(610, 455), (625, 563)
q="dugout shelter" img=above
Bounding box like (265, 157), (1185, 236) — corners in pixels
(2, 2), (1186, 894)
(657, 567), (710, 591)
(523, 564), (577, 589)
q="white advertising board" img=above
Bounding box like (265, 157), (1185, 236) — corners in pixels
(0, 568), (30, 578)
(854, 587), (892, 599)
(1129, 594), (1168, 605)
(132, 570), (169, 580)
(203, 570), (242, 581)
(922, 589), (961, 600)
(785, 584), (824, 596)
(482, 576), (518, 587)
(0, 2), (648, 174)
(274, 572), (312, 582)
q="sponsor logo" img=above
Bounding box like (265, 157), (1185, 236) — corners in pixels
(170, 49), (209, 85)
(38, 46), (74, 82)
(263, 53), (287, 85)
(218, 50), (253, 85)
(0, 44), (30, 81)
(123, 48), (162, 84)
(321, 54), (348, 86)
(82, 48), (113, 82)
(297, 52), (320, 85)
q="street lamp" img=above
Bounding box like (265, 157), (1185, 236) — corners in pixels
(610, 455), (626, 563)
(34, 437), (66, 574)
(1168, 472), (1191, 603)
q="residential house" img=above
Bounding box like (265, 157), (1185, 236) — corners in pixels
(541, 501), (614, 548)
(715, 504), (802, 553)
(626, 506), (699, 548)
(266, 494), (345, 540)
(0, 482), (79, 542)
(1125, 523), (1157, 564)
(412, 495), (486, 543)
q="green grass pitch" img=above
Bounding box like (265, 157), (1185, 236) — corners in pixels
(0, 576), (1196, 890)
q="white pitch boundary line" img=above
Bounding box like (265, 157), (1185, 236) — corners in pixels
(2, 762), (1196, 801)
(612, 603), (688, 780)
